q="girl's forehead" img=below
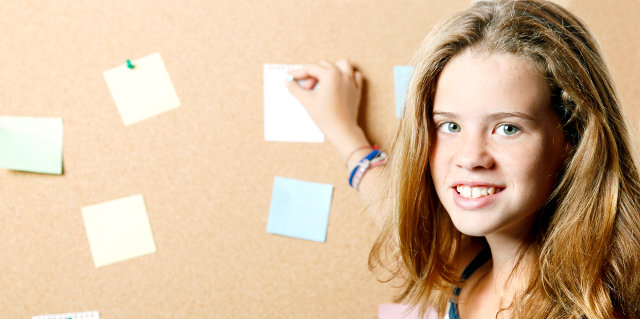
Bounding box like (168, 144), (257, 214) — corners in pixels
(433, 51), (551, 116)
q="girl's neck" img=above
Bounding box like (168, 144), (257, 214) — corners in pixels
(484, 231), (534, 301)
(457, 234), (534, 319)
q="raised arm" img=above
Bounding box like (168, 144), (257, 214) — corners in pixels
(286, 60), (386, 226)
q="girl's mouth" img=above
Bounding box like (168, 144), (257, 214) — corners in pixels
(455, 185), (504, 199)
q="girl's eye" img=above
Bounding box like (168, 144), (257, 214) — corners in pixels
(439, 122), (461, 133)
(496, 124), (520, 136)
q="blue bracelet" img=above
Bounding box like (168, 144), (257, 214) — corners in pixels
(348, 149), (380, 187)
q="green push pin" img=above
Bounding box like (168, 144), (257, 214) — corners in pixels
(126, 59), (134, 69)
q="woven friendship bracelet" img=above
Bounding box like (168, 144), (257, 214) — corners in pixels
(348, 149), (379, 188)
(369, 151), (388, 168)
(348, 149), (387, 189)
(345, 145), (375, 167)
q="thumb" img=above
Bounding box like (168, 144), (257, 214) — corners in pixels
(299, 78), (318, 90)
(286, 79), (312, 105)
(354, 71), (363, 89)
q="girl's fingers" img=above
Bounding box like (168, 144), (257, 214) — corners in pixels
(287, 65), (323, 92)
(300, 78), (318, 90)
(319, 60), (333, 68)
(286, 78), (310, 102)
(288, 64), (317, 79)
(335, 60), (354, 78)
(287, 67), (309, 80)
(288, 63), (328, 83)
(354, 71), (363, 89)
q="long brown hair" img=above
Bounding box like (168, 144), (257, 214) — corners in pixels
(369, 1), (640, 318)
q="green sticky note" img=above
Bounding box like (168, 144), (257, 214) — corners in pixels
(0, 116), (63, 174)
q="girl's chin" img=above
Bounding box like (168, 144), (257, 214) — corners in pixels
(447, 213), (500, 237)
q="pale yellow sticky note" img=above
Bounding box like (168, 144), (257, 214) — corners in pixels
(82, 194), (156, 267)
(103, 53), (181, 126)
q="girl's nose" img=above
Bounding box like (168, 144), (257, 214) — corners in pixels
(454, 133), (495, 170)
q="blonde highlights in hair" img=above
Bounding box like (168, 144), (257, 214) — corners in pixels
(369, 1), (640, 318)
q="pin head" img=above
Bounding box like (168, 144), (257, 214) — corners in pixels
(126, 59), (134, 69)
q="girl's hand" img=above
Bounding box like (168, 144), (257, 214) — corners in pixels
(288, 60), (384, 224)
(286, 60), (370, 160)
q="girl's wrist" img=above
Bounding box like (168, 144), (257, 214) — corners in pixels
(346, 147), (375, 171)
(328, 127), (370, 161)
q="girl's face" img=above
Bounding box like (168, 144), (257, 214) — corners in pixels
(429, 51), (567, 238)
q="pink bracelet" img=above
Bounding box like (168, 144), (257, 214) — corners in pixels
(369, 152), (388, 168)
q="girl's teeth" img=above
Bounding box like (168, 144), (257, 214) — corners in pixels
(456, 186), (498, 198)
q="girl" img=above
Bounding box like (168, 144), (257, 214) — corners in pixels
(287, 0), (640, 318)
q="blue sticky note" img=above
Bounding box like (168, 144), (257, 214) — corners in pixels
(394, 65), (414, 118)
(0, 116), (63, 174)
(267, 176), (334, 243)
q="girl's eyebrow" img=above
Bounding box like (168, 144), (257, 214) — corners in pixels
(432, 111), (536, 122)
(486, 112), (536, 122)
(432, 111), (457, 119)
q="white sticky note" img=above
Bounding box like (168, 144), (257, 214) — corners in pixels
(33, 310), (100, 319)
(263, 64), (324, 142)
(103, 53), (180, 126)
(82, 195), (156, 267)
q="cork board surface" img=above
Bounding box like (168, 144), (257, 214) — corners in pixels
(0, 0), (638, 318)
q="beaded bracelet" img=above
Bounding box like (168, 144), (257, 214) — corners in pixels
(348, 149), (387, 189)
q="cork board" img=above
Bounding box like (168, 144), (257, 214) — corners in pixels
(0, 0), (638, 317)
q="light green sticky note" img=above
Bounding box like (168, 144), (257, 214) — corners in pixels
(103, 52), (181, 126)
(82, 194), (157, 268)
(0, 116), (63, 174)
